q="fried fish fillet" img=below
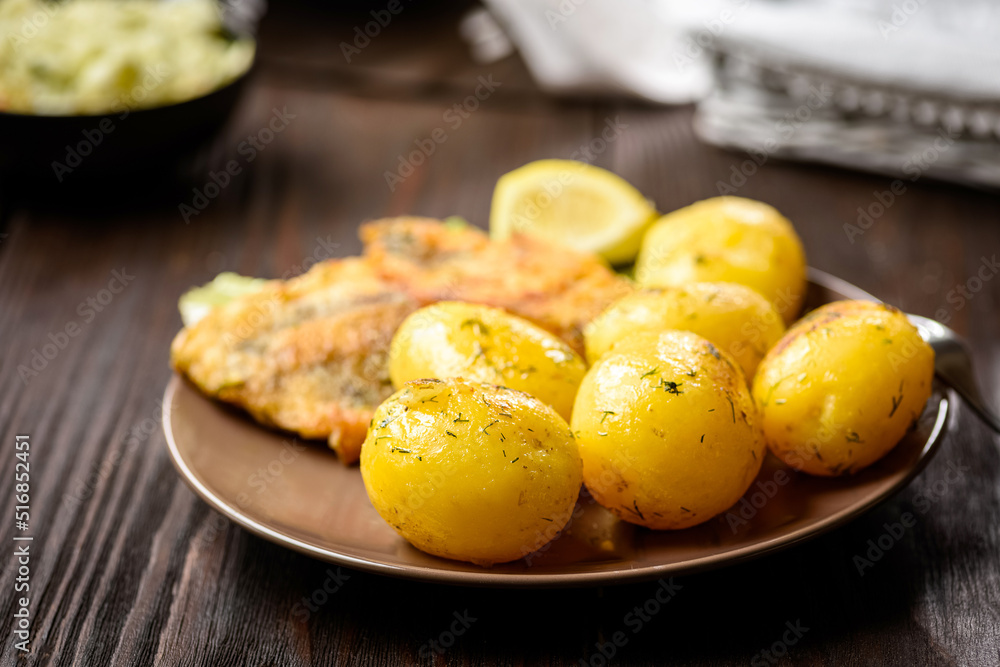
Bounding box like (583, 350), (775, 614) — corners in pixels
(361, 218), (633, 355)
(171, 258), (419, 464)
(171, 218), (632, 465)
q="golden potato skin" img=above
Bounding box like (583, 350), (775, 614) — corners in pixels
(388, 301), (586, 421)
(635, 197), (807, 324)
(360, 378), (583, 565)
(584, 281), (785, 378)
(572, 331), (765, 530)
(752, 300), (934, 476)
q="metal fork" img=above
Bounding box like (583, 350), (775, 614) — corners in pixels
(908, 314), (1000, 434)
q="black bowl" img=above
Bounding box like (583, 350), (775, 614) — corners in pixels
(0, 67), (251, 184)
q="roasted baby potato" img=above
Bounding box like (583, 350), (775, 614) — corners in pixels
(388, 301), (587, 421)
(752, 300), (934, 476)
(584, 282), (785, 378)
(360, 378), (583, 565)
(635, 197), (807, 324)
(572, 331), (765, 530)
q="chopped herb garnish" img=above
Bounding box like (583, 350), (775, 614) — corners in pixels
(445, 431), (457, 438)
(601, 410), (616, 423)
(453, 413), (469, 423)
(461, 318), (490, 335)
(660, 380), (684, 395)
(700, 434), (705, 443)
(483, 419), (499, 435)
(510, 457), (519, 464)
(726, 395), (735, 423)
(632, 500), (645, 520)
(890, 380), (904, 418)
(640, 367), (659, 379)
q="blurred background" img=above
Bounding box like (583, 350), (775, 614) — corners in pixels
(3, 0), (1000, 194)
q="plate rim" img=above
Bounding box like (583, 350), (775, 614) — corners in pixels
(163, 268), (953, 588)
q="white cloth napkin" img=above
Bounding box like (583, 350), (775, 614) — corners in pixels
(470, 0), (719, 104)
(470, 0), (1000, 186)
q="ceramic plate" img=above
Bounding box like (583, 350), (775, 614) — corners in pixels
(163, 268), (952, 587)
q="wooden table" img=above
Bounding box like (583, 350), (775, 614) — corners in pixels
(2, 2), (999, 665)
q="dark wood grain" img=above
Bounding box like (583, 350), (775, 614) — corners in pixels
(2, 2), (999, 665)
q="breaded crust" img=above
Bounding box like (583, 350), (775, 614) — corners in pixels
(172, 218), (632, 464)
(361, 217), (633, 355)
(171, 258), (419, 464)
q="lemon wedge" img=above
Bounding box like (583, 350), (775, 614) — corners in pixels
(489, 159), (657, 265)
